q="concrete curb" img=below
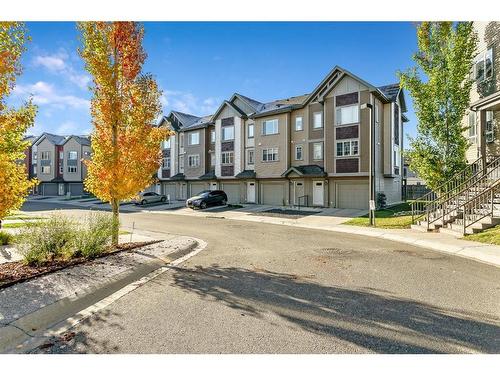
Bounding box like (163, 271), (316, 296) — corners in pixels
(0, 237), (205, 353)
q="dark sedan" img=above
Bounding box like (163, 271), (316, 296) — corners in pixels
(186, 190), (228, 209)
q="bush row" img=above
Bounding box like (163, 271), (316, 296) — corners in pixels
(15, 212), (116, 266)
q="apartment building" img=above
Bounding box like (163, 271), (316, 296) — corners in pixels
(464, 22), (500, 164)
(32, 132), (91, 196)
(155, 65), (408, 209)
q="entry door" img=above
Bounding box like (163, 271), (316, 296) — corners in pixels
(210, 182), (218, 191)
(313, 181), (324, 206)
(293, 181), (305, 205)
(247, 182), (256, 203)
(180, 183), (187, 199)
(58, 183), (65, 196)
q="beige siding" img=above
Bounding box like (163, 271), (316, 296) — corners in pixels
(183, 129), (205, 178)
(254, 113), (289, 178)
(290, 108), (309, 166)
(36, 138), (55, 181)
(62, 138), (82, 182)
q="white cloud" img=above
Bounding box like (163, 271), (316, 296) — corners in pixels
(13, 81), (90, 110)
(161, 90), (220, 115)
(32, 50), (91, 90)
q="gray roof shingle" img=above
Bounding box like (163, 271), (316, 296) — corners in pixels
(377, 84), (401, 102)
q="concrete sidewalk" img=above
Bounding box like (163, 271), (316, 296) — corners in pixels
(0, 230), (201, 353)
(146, 206), (500, 267)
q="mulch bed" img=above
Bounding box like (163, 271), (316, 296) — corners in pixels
(0, 240), (162, 289)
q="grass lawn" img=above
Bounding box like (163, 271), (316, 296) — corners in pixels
(5, 215), (46, 220)
(343, 202), (414, 229)
(464, 225), (500, 245)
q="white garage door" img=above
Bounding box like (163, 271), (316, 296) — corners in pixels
(262, 183), (285, 206)
(222, 183), (240, 204)
(337, 182), (369, 209)
(190, 183), (206, 197)
(163, 183), (176, 200)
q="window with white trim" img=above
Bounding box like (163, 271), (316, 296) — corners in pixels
(486, 111), (494, 143)
(41, 151), (50, 160)
(336, 105), (359, 125)
(468, 112), (477, 140)
(67, 165), (77, 173)
(313, 112), (323, 129)
(163, 139), (171, 149)
(33, 165), (37, 175)
(295, 116), (303, 131)
(59, 151), (64, 159)
(262, 148), (278, 162)
(163, 156), (171, 169)
(41, 165), (51, 174)
(336, 140), (359, 157)
(295, 145), (303, 160)
(474, 48), (493, 82)
(262, 119), (278, 135)
(179, 155), (184, 172)
(68, 151), (78, 160)
(188, 132), (200, 145)
(222, 126), (234, 141)
(210, 129), (215, 143)
(248, 124), (254, 138)
(247, 149), (255, 165)
(313, 142), (323, 160)
(188, 154), (200, 167)
(221, 151), (234, 165)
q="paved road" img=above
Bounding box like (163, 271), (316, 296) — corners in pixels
(22, 201), (500, 354)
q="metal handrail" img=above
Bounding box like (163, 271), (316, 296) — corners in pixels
(297, 195), (308, 209)
(460, 181), (500, 235)
(411, 156), (484, 224)
(426, 157), (500, 229)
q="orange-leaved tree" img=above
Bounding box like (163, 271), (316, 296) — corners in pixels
(78, 22), (170, 244)
(0, 22), (37, 229)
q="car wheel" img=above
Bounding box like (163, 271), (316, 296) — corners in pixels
(200, 201), (207, 209)
(221, 199), (227, 206)
(141, 200), (147, 205)
(161, 197), (166, 203)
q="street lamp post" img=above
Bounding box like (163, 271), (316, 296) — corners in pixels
(360, 102), (375, 226)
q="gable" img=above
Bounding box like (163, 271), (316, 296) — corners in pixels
(213, 103), (241, 121)
(326, 75), (369, 99)
(232, 97), (256, 115)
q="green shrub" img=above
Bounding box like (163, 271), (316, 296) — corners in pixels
(73, 212), (114, 259)
(0, 231), (13, 245)
(16, 215), (76, 266)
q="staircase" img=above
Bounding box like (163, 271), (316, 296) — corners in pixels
(411, 156), (500, 236)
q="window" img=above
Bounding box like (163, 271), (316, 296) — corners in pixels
(210, 129), (215, 143)
(210, 153), (215, 167)
(474, 48), (493, 82)
(163, 157), (171, 169)
(179, 155), (184, 172)
(188, 132), (200, 145)
(468, 112), (477, 139)
(313, 142), (323, 160)
(295, 116), (303, 131)
(313, 112), (323, 129)
(262, 148), (278, 162)
(68, 151), (78, 160)
(188, 154), (200, 167)
(295, 145), (303, 160)
(33, 165), (37, 175)
(67, 166), (77, 173)
(221, 151), (234, 165)
(262, 119), (278, 135)
(248, 124), (254, 138)
(394, 104), (400, 146)
(222, 126), (234, 141)
(486, 111), (495, 143)
(336, 140), (359, 157)
(41, 151), (50, 160)
(41, 165), (51, 174)
(59, 164), (64, 174)
(163, 139), (171, 149)
(248, 149), (255, 165)
(336, 105), (359, 125)
(33, 151), (37, 161)
(59, 151), (64, 159)
(179, 133), (184, 148)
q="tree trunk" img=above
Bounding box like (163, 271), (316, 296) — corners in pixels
(0, 219), (2, 230)
(111, 198), (119, 246)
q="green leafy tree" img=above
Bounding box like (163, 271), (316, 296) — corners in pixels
(399, 22), (477, 191)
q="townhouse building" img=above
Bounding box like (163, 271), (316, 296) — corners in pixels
(155, 65), (408, 210)
(464, 21), (500, 164)
(32, 132), (91, 196)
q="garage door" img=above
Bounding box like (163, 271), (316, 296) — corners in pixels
(262, 183), (285, 206)
(190, 183), (206, 197)
(163, 183), (176, 200)
(337, 182), (368, 209)
(222, 183), (241, 204)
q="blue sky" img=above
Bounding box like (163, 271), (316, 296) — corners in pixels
(10, 22), (418, 141)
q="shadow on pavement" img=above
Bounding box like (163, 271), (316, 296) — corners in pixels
(171, 265), (500, 354)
